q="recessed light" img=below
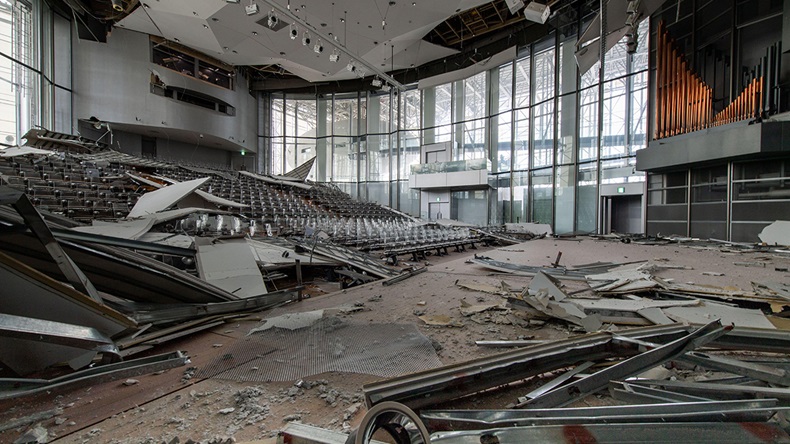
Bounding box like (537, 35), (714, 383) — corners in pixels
(173, 37), (180, 42)
(192, 11), (198, 15)
(211, 17), (219, 22)
(412, 1), (416, 5)
(340, 17), (345, 22)
(320, 23), (327, 27)
(232, 50), (238, 53)
(252, 31), (258, 35)
(223, 46), (229, 50)
(280, 51), (286, 55)
(389, 1), (396, 5)
(202, 24), (208, 28)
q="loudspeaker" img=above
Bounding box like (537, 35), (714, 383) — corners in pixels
(523, 2), (550, 23)
(504, 0), (524, 14)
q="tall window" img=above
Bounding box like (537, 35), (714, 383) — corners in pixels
(268, 17), (652, 227)
(0, 0), (36, 145)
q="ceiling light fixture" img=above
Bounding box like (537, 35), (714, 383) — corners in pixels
(226, 0), (240, 3)
(371, 77), (382, 88)
(258, 0), (406, 91)
(302, 31), (311, 46)
(110, 0), (123, 12)
(346, 62), (356, 72)
(267, 10), (279, 28)
(313, 40), (324, 54)
(329, 49), (340, 62)
(245, 1), (259, 15)
(289, 24), (298, 39)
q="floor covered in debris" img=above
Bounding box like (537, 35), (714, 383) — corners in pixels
(3, 236), (790, 444)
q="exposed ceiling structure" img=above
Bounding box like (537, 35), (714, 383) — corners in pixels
(62, 0), (611, 91)
(115, 0), (499, 83)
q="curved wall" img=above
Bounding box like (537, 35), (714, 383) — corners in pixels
(71, 29), (257, 164)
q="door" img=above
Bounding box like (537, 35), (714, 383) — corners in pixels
(429, 202), (449, 220)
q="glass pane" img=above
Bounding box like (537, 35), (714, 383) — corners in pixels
(602, 77), (627, 158)
(271, 140), (284, 175)
(512, 171), (529, 223)
(515, 57), (531, 109)
(401, 89), (421, 130)
(493, 113), (512, 173)
(514, 114), (530, 171)
(332, 136), (354, 182)
(555, 164), (575, 233)
(367, 134), (390, 181)
(498, 63), (513, 113)
(531, 168), (553, 224)
(398, 130), (420, 179)
(576, 162), (598, 233)
(533, 47), (556, 103)
(464, 71), (486, 121)
(461, 118), (486, 160)
(334, 98), (356, 135)
(495, 173), (511, 223)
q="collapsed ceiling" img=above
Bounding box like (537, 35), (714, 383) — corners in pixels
(62, 0), (586, 89)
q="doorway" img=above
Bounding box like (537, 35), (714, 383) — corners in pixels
(602, 195), (643, 234)
(141, 136), (157, 159)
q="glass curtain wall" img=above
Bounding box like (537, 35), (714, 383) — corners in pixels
(268, 20), (650, 227)
(0, 0), (71, 147)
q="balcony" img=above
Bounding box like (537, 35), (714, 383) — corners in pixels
(408, 158), (491, 190)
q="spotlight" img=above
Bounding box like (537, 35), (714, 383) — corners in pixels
(302, 31), (311, 46)
(329, 50), (340, 62)
(110, 0), (123, 12)
(313, 40), (324, 54)
(289, 25), (298, 39)
(225, 0), (240, 3)
(380, 83), (391, 92)
(346, 62), (356, 72)
(245, 3), (259, 15)
(371, 77), (382, 88)
(626, 0), (640, 15)
(267, 11), (278, 28)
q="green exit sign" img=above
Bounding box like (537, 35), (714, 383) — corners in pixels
(617, 186), (625, 194)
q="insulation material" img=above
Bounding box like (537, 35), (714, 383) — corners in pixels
(127, 177), (209, 218)
(759, 221), (790, 246)
(196, 238), (268, 298)
(198, 318), (442, 381)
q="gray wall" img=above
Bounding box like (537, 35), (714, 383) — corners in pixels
(71, 29), (257, 162)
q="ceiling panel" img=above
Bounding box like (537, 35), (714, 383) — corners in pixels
(117, 0), (506, 83)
